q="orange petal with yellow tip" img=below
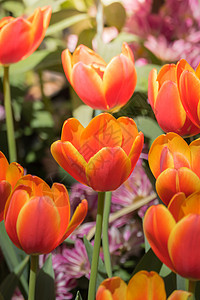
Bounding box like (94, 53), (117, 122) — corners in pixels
(72, 44), (106, 66)
(168, 193), (187, 222)
(143, 205), (175, 271)
(97, 277), (127, 300)
(176, 59), (195, 90)
(4, 188), (31, 249)
(62, 49), (73, 83)
(0, 181), (11, 221)
(80, 113), (122, 162)
(156, 167), (200, 206)
(103, 54), (137, 110)
(128, 132), (144, 168)
(96, 286), (113, 300)
(179, 70), (200, 127)
(122, 42), (134, 62)
(6, 162), (24, 188)
(16, 196), (60, 254)
(148, 68), (159, 108)
(51, 141), (88, 185)
(117, 117), (139, 155)
(15, 175), (51, 197)
(127, 271), (166, 300)
(157, 64), (176, 86)
(72, 62), (107, 110)
(154, 81), (186, 133)
(61, 118), (84, 149)
(189, 137), (200, 177)
(168, 290), (192, 300)
(0, 151), (8, 180)
(86, 147), (131, 191)
(61, 199), (88, 243)
(168, 214), (200, 280)
(51, 183), (70, 243)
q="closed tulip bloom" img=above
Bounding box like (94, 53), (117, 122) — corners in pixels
(178, 59), (200, 128)
(51, 113), (144, 191)
(4, 175), (88, 254)
(144, 192), (200, 280)
(62, 42), (137, 111)
(0, 151), (24, 221)
(96, 271), (191, 300)
(0, 6), (52, 65)
(148, 62), (200, 136)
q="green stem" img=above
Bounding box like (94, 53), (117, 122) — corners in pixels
(3, 66), (17, 162)
(28, 255), (39, 300)
(188, 280), (196, 295)
(88, 191), (105, 300)
(102, 191), (112, 278)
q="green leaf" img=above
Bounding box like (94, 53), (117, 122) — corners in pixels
(35, 254), (55, 300)
(104, 2), (126, 31)
(132, 248), (162, 275)
(83, 236), (107, 289)
(176, 274), (187, 291)
(75, 291), (83, 300)
(135, 64), (161, 92)
(159, 263), (172, 277)
(1, 1), (25, 16)
(163, 272), (176, 297)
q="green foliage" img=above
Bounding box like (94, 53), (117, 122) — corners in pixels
(75, 291), (83, 300)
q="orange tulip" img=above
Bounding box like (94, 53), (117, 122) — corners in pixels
(178, 59), (200, 128)
(62, 42), (137, 111)
(4, 175), (88, 254)
(0, 151), (24, 221)
(0, 6), (52, 65)
(148, 132), (200, 204)
(148, 62), (200, 136)
(51, 113), (144, 191)
(96, 271), (191, 300)
(144, 197), (200, 280)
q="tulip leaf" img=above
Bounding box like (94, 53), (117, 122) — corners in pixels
(104, 2), (126, 31)
(163, 272), (176, 297)
(132, 248), (162, 275)
(135, 64), (161, 92)
(83, 235), (107, 290)
(35, 254), (55, 300)
(75, 291), (83, 300)
(176, 274), (187, 291)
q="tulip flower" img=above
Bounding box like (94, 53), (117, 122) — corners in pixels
(4, 175), (88, 254)
(0, 6), (52, 65)
(148, 132), (200, 204)
(0, 151), (24, 221)
(51, 113), (144, 191)
(144, 195), (200, 280)
(148, 62), (200, 136)
(178, 59), (200, 128)
(62, 42), (137, 111)
(96, 271), (191, 299)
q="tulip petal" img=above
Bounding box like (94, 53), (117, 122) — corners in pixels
(154, 81), (186, 133)
(0, 181), (11, 222)
(96, 286), (113, 300)
(168, 193), (187, 222)
(117, 117), (139, 155)
(72, 44), (106, 66)
(156, 168), (200, 206)
(148, 68), (159, 109)
(157, 64), (176, 86)
(72, 62), (107, 110)
(62, 49), (73, 83)
(179, 70), (200, 127)
(168, 290), (192, 300)
(127, 271), (166, 300)
(103, 54), (137, 110)
(17, 196), (60, 254)
(6, 162), (24, 188)
(86, 147), (131, 191)
(0, 151), (8, 181)
(168, 215), (200, 280)
(176, 59), (195, 90)
(128, 131), (144, 169)
(61, 118), (84, 149)
(189, 137), (200, 178)
(15, 175), (51, 197)
(98, 277), (127, 300)
(51, 141), (88, 185)
(143, 205), (176, 271)
(61, 199), (88, 242)
(121, 42), (134, 62)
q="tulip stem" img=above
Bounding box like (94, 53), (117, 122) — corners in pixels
(188, 280), (196, 295)
(3, 66), (17, 162)
(28, 255), (39, 300)
(102, 191), (112, 278)
(88, 191), (105, 300)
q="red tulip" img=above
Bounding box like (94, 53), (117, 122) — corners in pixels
(96, 271), (191, 299)
(0, 6), (52, 65)
(0, 151), (24, 221)
(4, 175), (88, 254)
(148, 62), (200, 136)
(51, 113), (144, 191)
(144, 199), (200, 280)
(62, 43), (137, 111)
(178, 59), (200, 128)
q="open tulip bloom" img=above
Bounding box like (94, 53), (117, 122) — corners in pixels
(4, 175), (88, 254)
(148, 132), (200, 205)
(0, 151), (24, 221)
(144, 190), (200, 280)
(51, 113), (144, 191)
(148, 60), (200, 136)
(62, 42), (137, 111)
(96, 270), (191, 299)
(0, 6), (52, 65)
